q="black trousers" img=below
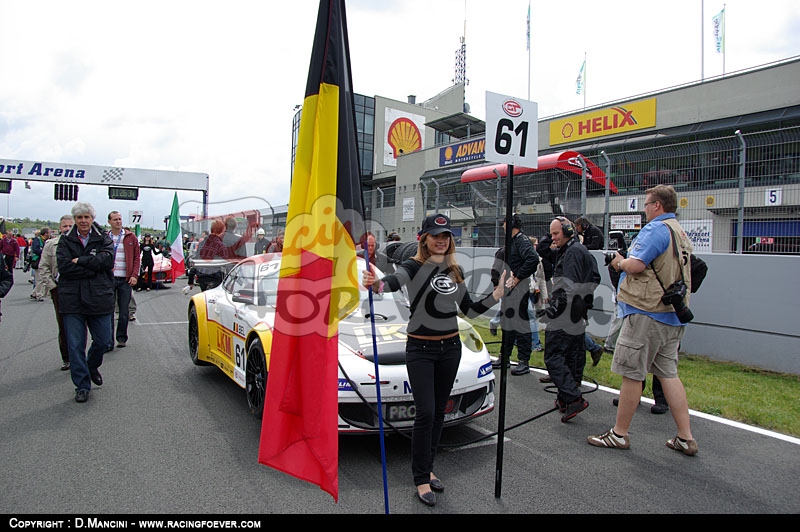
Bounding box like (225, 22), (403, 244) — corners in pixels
(543, 329), (586, 404)
(49, 287), (69, 363)
(405, 335), (461, 487)
(500, 281), (532, 364)
(140, 262), (154, 287)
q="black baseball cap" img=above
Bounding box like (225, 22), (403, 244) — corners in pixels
(502, 213), (523, 229)
(419, 213), (452, 236)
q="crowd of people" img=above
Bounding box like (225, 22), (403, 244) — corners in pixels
(358, 184), (697, 506)
(0, 205), (191, 400)
(0, 185), (699, 507)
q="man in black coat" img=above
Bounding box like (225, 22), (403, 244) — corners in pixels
(541, 216), (600, 422)
(57, 202), (115, 403)
(0, 259), (12, 322)
(498, 214), (540, 376)
(574, 217), (604, 250)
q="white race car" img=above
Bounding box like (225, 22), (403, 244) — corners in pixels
(187, 253), (495, 434)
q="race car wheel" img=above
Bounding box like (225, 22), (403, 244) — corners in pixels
(188, 305), (210, 366)
(246, 337), (268, 419)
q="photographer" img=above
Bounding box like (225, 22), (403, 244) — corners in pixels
(602, 231), (627, 353)
(588, 185), (698, 456)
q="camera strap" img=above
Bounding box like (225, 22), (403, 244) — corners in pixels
(649, 223), (685, 295)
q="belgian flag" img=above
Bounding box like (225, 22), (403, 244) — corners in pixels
(258, 0), (365, 502)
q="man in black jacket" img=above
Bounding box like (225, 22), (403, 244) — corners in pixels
(0, 258), (12, 322)
(574, 217), (604, 250)
(541, 216), (601, 421)
(57, 202), (115, 403)
(496, 214), (540, 376)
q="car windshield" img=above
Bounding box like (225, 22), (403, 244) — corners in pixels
(223, 258), (403, 306)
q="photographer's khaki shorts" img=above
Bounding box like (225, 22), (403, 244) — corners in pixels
(611, 313), (685, 382)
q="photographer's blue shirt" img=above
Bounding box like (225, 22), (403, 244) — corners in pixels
(617, 213), (684, 326)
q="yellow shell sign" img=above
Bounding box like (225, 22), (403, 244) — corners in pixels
(388, 117), (422, 157)
(549, 98), (657, 146)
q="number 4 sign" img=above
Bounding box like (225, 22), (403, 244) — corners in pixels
(485, 91), (539, 168)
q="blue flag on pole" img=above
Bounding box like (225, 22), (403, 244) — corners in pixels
(712, 8), (725, 53)
(576, 60), (586, 95)
(526, 4), (531, 51)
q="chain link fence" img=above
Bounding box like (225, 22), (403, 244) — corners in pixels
(409, 126), (800, 253)
(185, 127), (800, 255)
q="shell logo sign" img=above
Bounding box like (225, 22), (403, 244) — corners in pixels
(384, 108), (426, 167)
(549, 98), (657, 146)
(387, 117), (421, 158)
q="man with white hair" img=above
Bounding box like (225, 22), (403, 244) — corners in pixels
(57, 202), (115, 403)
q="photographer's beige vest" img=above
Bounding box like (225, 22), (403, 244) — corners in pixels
(617, 218), (694, 314)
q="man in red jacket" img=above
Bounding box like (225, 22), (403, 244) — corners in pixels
(1, 230), (20, 272)
(15, 233), (27, 269)
(107, 211), (140, 348)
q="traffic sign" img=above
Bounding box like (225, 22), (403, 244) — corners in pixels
(485, 92), (538, 168)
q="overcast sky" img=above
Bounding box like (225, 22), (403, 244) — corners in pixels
(2, 0), (799, 229)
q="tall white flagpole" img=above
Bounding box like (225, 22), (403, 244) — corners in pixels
(527, 0), (531, 100)
(701, 0), (705, 81)
(722, 3), (726, 75)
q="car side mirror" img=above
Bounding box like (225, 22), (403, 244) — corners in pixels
(232, 290), (255, 305)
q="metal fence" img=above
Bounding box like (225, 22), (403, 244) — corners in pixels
(409, 126), (800, 253)
(185, 126), (800, 255)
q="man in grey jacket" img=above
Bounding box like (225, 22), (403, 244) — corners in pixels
(37, 214), (74, 370)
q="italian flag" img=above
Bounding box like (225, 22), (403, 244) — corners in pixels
(166, 192), (186, 282)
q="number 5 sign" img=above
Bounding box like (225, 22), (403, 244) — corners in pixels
(485, 91), (539, 168)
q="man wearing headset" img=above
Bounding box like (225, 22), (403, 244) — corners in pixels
(540, 216), (601, 422)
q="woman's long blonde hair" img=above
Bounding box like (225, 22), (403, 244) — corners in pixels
(413, 232), (464, 283)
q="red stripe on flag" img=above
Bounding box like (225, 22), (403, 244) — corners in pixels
(258, 251), (339, 499)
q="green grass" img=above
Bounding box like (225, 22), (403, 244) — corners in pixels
(467, 317), (800, 439)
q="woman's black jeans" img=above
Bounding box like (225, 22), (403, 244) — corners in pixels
(405, 335), (462, 487)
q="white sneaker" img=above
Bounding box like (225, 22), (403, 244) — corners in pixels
(182, 285), (193, 295)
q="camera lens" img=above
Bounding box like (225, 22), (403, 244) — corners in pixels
(672, 300), (694, 323)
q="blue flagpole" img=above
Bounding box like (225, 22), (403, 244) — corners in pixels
(365, 257), (390, 514)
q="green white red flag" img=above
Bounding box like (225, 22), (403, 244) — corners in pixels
(166, 192), (185, 282)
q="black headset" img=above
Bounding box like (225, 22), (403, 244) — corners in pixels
(554, 216), (575, 238)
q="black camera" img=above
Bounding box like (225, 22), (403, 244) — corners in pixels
(661, 280), (694, 323)
(604, 249), (627, 266)
(608, 230), (626, 250)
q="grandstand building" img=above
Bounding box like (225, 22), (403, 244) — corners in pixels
(307, 56), (800, 253)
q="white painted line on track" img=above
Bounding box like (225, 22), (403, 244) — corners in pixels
(135, 321), (189, 325)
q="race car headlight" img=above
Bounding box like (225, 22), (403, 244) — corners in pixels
(458, 321), (484, 353)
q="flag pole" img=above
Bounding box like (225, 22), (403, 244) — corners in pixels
(583, 52), (587, 109)
(527, 0), (531, 100)
(365, 254), (390, 514)
(722, 3), (726, 76)
(701, 0), (705, 81)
